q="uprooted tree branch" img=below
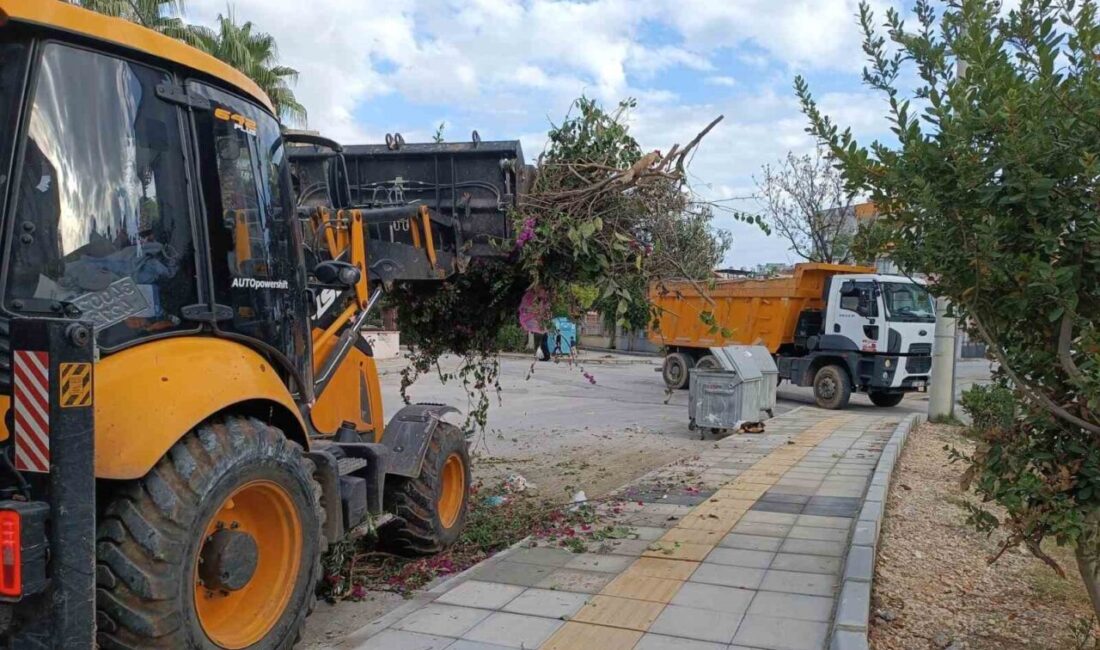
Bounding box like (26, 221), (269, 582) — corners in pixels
(389, 96), (732, 431)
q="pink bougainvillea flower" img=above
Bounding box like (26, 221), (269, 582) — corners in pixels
(518, 287), (551, 334)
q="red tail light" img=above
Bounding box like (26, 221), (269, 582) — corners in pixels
(0, 510), (21, 597)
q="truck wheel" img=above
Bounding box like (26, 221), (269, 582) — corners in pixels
(695, 354), (721, 371)
(869, 391), (905, 407)
(813, 365), (852, 410)
(380, 422), (471, 555)
(662, 353), (693, 390)
(96, 417), (323, 650)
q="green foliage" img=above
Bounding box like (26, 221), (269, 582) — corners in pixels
(494, 322), (528, 353)
(798, 0), (1100, 581)
(432, 122), (446, 144)
(76, 1), (306, 124)
(185, 10), (307, 124)
(960, 383), (1017, 434)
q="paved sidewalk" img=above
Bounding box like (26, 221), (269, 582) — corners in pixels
(340, 407), (899, 650)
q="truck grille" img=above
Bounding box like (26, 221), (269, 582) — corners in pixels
(906, 355), (932, 373)
(908, 343), (932, 355)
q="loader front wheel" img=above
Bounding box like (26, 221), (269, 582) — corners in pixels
(381, 422), (471, 555)
(95, 417), (323, 650)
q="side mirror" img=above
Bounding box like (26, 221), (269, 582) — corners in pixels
(313, 261), (361, 288)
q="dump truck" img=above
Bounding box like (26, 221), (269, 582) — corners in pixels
(0, 2), (522, 647)
(650, 263), (936, 409)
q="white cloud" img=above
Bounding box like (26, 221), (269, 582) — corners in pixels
(705, 76), (737, 87)
(180, 0), (895, 267)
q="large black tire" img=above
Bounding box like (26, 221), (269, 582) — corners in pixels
(380, 422), (471, 555)
(869, 391), (905, 407)
(96, 417), (324, 650)
(662, 352), (694, 390)
(813, 364), (852, 410)
(695, 354), (721, 371)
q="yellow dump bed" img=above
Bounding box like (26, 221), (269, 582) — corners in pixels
(648, 263), (874, 353)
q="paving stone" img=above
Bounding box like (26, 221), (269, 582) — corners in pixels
(731, 521), (792, 538)
(751, 500), (804, 514)
(794, 514), (853, 530)
(830, 629), (870, 650)
(571, 594), (665, 631)
(394, 604), (491, 637)
(627, 557), (700, 581)
(742, 510), (799, 525)
(770, 553), (842, 575)
(602, 573), (682, 602)
(354, 629), (453, 650)
(858, 501), (883, 522)
(461, 612), (562, 648)
(759, 569), (838, 597)
(563, 553), (635, 573)
(844, 545), (875, 582)
(469, 561), (556, 587)
(760, 491), (811, 505)
(670, 581), (756, 613)
(747, 590), (834, 622)
(689, 563), (766, 589)
(851, 521), (876, 547)
(780, 538), (847, 557)
(835, 580), (871, 631)
(502, 588), (589, 619)
(601, 539), (652, 557)
(434, 581), (526, 610)
(719, 532), (783, 552)
(706, 547), (776, 569)
(506, 547), (576, 567)
(649, 604), (742, 644)
(633, 633), (727, 650)
(787, 525), (849, 542)
(445, 641), (514, 650)
(534, 568), (615, 593)
(626, 526), (667, 541)
(733, 614), (829, 650)
(540, 621), (642, 650)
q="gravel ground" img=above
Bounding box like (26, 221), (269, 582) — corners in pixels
(871, 423), (1097, 650)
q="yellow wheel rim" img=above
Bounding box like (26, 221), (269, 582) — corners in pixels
(438, 453), (465, 530)
(194, 480), (302, 649)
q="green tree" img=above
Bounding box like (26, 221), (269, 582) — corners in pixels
(72, 0), (195, 42)
(74, 1), (306, 125)
(185, 10), (306, 124)
(797, 0), (1100, 614)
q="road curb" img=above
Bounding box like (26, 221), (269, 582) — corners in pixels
(830, 411), (926, 650)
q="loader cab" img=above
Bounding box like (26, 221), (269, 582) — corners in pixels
(0, 26), (313, 393)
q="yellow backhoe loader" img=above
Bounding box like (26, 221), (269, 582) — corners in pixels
(0, 2), (524, 647)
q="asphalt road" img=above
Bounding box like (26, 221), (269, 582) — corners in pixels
(375, 354), (994, 438)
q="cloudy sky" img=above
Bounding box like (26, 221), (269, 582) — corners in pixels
(185, 0), (902, 268)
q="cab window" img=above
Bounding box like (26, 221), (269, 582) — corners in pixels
(6, 43), (198, 348)
(188, 81), (308, 371)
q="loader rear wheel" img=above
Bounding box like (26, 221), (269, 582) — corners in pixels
(95, 417), (323, 650)
(380, 422), (471, 555)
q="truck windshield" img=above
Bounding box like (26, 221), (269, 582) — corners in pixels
(881, 282), (935, 323)
(6, 43), (197, 348)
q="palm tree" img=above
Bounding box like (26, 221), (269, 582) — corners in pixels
(185, 11), (307, 125)
(71, 1), (196, 44)
(71, 2), (307, 126)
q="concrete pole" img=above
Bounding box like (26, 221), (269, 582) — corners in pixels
(929, 296), (958, 420)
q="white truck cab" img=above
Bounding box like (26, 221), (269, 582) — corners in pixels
(786, 273), (935, 407)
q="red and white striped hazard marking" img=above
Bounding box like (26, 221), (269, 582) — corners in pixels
(13, 351), (49, 473)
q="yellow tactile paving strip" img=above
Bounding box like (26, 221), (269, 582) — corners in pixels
(539, 414), (856, 650)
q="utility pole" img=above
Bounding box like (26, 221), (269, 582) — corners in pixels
(929, 296), (957, 420)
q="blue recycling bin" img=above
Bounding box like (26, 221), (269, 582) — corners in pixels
(548, 317), (577, 355)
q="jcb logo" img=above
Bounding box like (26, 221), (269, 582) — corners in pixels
(214, 107), (257, 136)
